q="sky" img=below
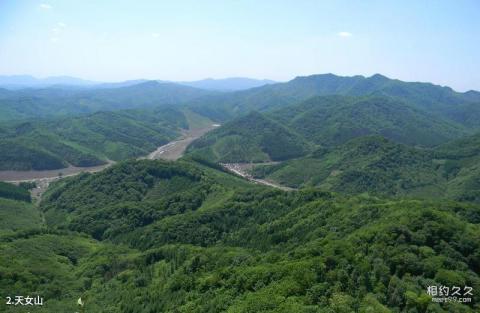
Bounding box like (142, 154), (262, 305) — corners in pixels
(0, 0), (479, 91)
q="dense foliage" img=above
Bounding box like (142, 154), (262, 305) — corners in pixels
(434, 133), (480, 203)
(252, 135), (480, 202)
(0, 181), (31, 202)
(186, 94), (474, 165)
(1, 160), (478, 312)
(189, 73), (480, 129)
(269, 95), (468, 147)
(187, 112), (310, 163)
(1, 73), (480, 312)
(0, 108), (188, 170)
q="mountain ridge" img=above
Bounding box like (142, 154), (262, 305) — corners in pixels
(189, 73), (480, 124)
(0, 75), (278, 91)
(179, 77), (276, 91)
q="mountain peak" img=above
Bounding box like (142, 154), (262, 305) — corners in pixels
(369, 73), (389, 81)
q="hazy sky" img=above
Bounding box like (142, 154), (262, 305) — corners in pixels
(0, 0), (479, 91)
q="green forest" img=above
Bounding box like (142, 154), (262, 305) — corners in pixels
(0, 159), (479, 312)
(0, 73), (479, 312)
(0, 108), (188, 170)
(250, 134), (480, 202)
(187, 112), (311, 163)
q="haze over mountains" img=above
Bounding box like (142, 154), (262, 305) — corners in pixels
(1, 73), (479, 176)
(0, 75), (276, 91)
(179, 77), (276, 91)
(5, 71), (473, 125)
(188, 73), (480, 122)
(0, 75), (98, 89)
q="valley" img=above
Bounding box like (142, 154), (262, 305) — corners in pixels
(0, 73), (479, 313)
(2, 2), (479, 312)
(0, 124), (220, 199)
(145, 124), (219, 160)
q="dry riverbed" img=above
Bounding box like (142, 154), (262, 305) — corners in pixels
(1, 125), (293, 199)
(221, 162), (295, 191)
(0, 125), (219, 199)
(144, 125), (217, 160)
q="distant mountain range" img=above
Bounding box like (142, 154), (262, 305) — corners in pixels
(2, 72), (480, 313)
(0, 75), (276, 91)
(178, 77), (276, 91)
(0, 81), (214, 121)
(188, 73), (480, 122)
(0, 75), (98, 89)
(1, 72), (479, 175)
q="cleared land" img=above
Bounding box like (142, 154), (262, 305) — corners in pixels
(145, 125), (218, 160)
(221, 162), (294, 191)
(0, 162), (112, 182)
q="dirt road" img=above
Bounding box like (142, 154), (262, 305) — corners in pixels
(221, 163), (295, 191)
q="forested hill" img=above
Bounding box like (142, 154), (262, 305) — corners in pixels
(0, 159), (478, 312)
(1, 73), (479, 312)
(2, 72), (477, 172)
(0, 108), (188, 170)
(0, 81), (213, 121)
(1, 73), (479, 126)
(251, 134), (480, 202)
(252, 136), (438, 193)
(269, 95), (468, 147)
(186, 111), (480, 202)
(186, 111), (311, 163)
(188, 73), (480, 124)
(185, 94), (471, 164)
